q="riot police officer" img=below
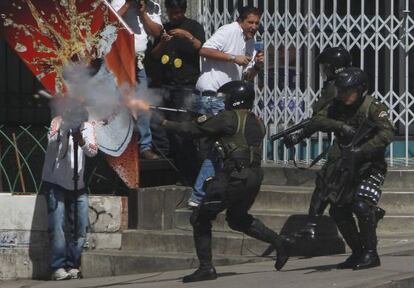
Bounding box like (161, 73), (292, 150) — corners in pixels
(284, 47), (353, 239)
(313, 46), (352, 111)
(158, 80), (292, 282)
(309, 67), (394, 269)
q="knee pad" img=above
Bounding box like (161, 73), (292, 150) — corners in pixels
(352, 199), (374, 219)
(355, 175), (383, 205)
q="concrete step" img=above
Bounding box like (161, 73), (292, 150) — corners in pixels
(255, 185), (414, 213)
(174, 208), (414, 236)
(261, 165), (414, 189)
(129, 183), (414, 236)
(121, 229), (345, 257)
(81, 250), (264, 278)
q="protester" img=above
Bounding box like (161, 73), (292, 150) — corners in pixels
(111, 0), (163, 160)
(152, 0), (205, 87)
(188, 5), (264, 206)
(42, 114), (98, 280)
(151, 0), (205, 184)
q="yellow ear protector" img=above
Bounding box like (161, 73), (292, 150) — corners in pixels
(173, 58), (182, 68)
(161, 54), (182, 69)
(161, 54), (170, 65)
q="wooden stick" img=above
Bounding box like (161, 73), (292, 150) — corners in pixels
(12, 133), (26, 193)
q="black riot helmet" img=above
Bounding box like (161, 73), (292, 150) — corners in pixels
(218, 80), (255, 110)
(334, 67), (369, 106)
(316, 47), (352, 81)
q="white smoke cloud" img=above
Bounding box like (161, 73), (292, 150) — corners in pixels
(50, 60), (166, 131)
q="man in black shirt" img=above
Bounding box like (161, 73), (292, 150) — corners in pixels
(151, 0), (205, 86)
(151, 0), (206, 184)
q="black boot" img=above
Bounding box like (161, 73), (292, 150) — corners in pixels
(244, 219), (292, 271)
(299, 186), (328, 240)
(353, 201), (381, 270)
(182, 266), (217, 283)
(334, 219), (363, 269)
(184, 215), (218, 283)
(353, 250), (381, 270)
(337, 253), (361, 269)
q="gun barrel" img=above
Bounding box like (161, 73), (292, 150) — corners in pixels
(270, 119), (311, 142)
(149, 106), (188, 113)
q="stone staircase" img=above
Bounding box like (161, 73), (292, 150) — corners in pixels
(82, 166), (414, 278)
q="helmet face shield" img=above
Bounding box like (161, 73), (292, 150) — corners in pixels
(336, 87), (359, 105)
(218, 80), (255, 110)
(334, 67), (369, 106)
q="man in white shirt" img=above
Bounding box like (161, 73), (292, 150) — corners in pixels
(111, 0), (163, 159)
(188, 6), (264, 207)
(196, 6), (263, 92)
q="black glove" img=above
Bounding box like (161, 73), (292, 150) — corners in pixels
(341, 124), (356, 139)
(283, 132), (303, 148)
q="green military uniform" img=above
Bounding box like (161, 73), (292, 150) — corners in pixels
(317, 95), (395, 204)
(297, 84), (394, 218)
(163, 108), (290, 280)
(319, 94), (395, 270)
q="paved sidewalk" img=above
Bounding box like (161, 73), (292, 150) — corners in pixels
(3, 242), (414, 288)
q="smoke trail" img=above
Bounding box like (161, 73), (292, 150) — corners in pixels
(50, 60), (167, 131)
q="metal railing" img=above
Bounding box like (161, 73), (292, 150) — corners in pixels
(199, 0), (414, 167)
(0, 126), (128, 194)
(0, 125), (47, 193)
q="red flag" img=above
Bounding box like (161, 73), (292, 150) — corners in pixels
(0, 0), (140, 188)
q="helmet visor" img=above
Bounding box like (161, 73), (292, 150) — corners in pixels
(336, 87), (359, 105)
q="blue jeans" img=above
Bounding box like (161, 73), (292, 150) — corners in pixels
(190, 95), (225, 204)
(136, 68), (152, 153)
(43, 182), (89, 270)
(190, 95), (226, 115)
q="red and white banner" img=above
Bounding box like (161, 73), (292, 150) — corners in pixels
(0, 0), (140, 188)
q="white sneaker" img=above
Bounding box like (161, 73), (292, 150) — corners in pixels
(67, 268), (81, 279)
(52, 268), (71, 281)
(187, 200), (200, 208)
